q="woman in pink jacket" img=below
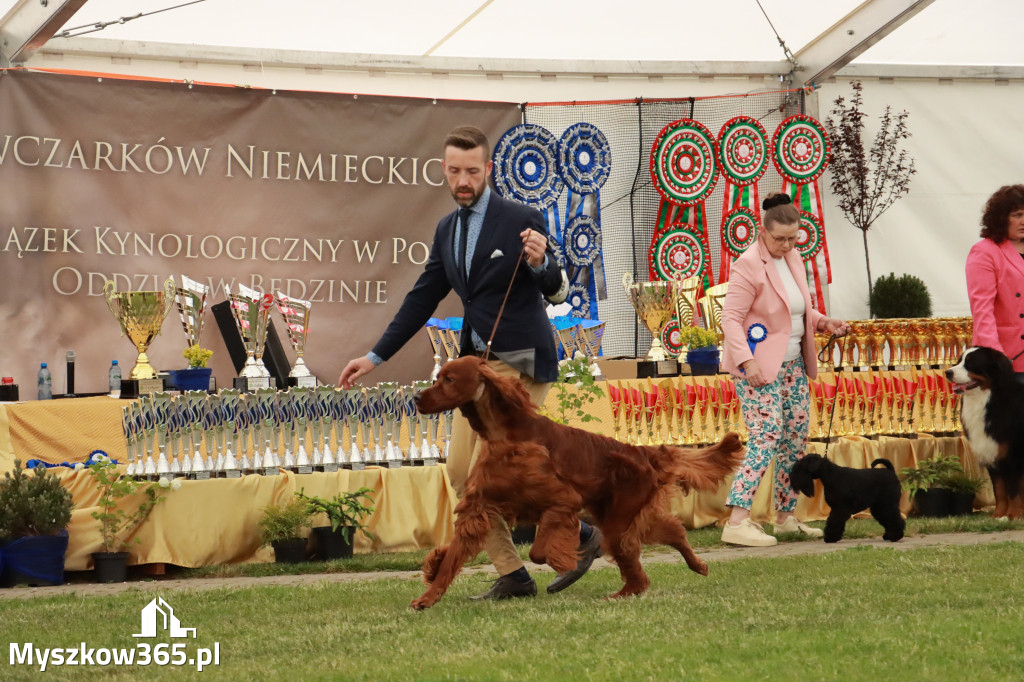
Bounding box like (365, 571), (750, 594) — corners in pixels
(965, 185), (1024, 374)
(719, 194), (850, 546)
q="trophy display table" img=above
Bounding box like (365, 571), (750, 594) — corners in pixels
(0, 387), (993, 572)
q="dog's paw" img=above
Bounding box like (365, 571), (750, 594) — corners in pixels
(692, 560), (709, 577)
(410, 596), (434, 611)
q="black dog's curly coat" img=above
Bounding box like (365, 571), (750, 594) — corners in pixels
(789, 454), (904, 543)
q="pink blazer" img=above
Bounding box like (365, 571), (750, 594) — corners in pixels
(721, 239), (824, 382)
(965, 237), (1024, 371)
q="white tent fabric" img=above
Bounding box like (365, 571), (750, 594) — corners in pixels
(5, 0), (1024, 323)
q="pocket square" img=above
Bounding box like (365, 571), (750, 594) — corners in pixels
(489, 249), (504, 259)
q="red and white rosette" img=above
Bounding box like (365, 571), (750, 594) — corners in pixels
(660, 320), (684, 359)
(649, 228), (708, 283)
(771, 114), (833, 312)
(721, 206), (759, 259)
(717, 116), (768, 281)
(650, 118), (720, 206)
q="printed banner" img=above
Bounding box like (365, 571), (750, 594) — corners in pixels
(0, 70), (521, 391)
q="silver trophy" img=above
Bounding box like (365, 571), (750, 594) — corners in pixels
(122, 404), (138, 477)
(181, 390), (209, 479)
(275, 292), (317, 388)
(219, 389), (242, 478)
(378, 382), (402, 468)
(317, 386), (338, 472)
(273, 390), (295, 471)
(330, 388), (348, 468)
(227, 283), (273, 390)
(151, 392), (173, 477)
(203, 393), (221, 476)
(342, 388), (366, 470)
(364, 386), (383, 464)
(254, 388), (280, 475)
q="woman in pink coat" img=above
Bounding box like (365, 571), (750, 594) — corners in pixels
(719, 193), (850, 546)
(965, 185), (1024, 374)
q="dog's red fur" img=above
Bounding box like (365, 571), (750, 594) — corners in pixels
(410, 356), (744, 610)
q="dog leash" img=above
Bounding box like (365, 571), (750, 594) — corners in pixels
(481, 248), (527, 363)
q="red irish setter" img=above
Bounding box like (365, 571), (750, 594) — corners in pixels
(410, 356), (743, 610)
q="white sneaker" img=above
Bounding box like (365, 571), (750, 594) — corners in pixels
(774, 516), (824, 537)
(721, 518), (778, 547)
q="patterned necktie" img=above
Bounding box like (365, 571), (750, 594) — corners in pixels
(457, 207), (472, 277)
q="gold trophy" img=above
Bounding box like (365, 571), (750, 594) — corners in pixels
(227, 283), (274, 390)
(275, 292), (317, 388)
(671, 276), (703, 328)
(622, 273), (677, 371)
(103, 277), (175, 397)
(698, 283), (730, 343)
(425, 323), (446, 382)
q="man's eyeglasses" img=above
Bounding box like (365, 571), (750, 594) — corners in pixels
(764, 230), (798, 246)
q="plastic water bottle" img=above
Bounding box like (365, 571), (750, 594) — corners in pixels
(37, 363), (52, 400)
(108, 360), (122, 397)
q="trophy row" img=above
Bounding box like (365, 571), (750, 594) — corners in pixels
(103, 275), (316, 394)
(815, 318), (973, 371)
(551, 317), (605, 375)
(120, 384), (456, 479)
(601, 367), (964, 447)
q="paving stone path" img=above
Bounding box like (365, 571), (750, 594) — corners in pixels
(3, 530), (1022, 601)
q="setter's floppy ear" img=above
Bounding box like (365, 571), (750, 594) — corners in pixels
(476, 361), (536, 416)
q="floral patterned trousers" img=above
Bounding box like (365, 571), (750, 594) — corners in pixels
(726, 357), (811, 512)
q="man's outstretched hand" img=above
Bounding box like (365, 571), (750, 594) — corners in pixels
(338, 356), (374, 389)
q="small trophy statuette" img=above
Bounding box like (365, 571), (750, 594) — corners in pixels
(227, 283), (274, 391)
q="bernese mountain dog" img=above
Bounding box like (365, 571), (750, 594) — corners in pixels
(946, 346), (1024, 519)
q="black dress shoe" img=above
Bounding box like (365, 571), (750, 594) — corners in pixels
(547, 527), (604, 594)
(468, 575), (537, 601)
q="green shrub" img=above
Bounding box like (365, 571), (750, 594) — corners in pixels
(258, 498), (313, 545)
(869, 273), (932, 318)
(0, 460), (73, 538)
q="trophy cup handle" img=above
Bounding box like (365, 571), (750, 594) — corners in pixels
(161, 277), (176, 322)
(102, 279), (121, 325)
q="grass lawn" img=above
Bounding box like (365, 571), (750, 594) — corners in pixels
(3, 532), (1023, 680)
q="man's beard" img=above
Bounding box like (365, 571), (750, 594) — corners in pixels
(451, 183), (484, 208)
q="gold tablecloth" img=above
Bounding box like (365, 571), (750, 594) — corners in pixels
(0, 389), (991, 570)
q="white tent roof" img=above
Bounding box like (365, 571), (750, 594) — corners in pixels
(4, 0), (1022, 69)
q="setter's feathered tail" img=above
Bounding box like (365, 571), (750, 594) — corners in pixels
(653, 432), (744, 494)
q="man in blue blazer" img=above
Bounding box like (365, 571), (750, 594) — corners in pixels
(339, 126), (602, 601)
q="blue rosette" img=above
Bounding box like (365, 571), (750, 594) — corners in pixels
(564, 215), (602, 267)
(747, 323), (768, 356)
(558, 122), (611, 194)
(566, 281), (591, 318)
(492, 124), (564, 209)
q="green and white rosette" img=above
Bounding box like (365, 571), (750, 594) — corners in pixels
(771, 114), (832, 312)
(648, 118), (719, 297)
(717, 116), (768, 280)
(558, 122), (611, 319)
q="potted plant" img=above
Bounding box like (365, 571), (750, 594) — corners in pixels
(0, 460), (74, 587)
(258, 498), (313, 563)
(170, 345), (214, 392)
(679, 326), (720, 376)
(941, 470), (986, 516)
(295, 487), (376, 560)
(86, 457), (175, 583)
(900, 454), (963, 517)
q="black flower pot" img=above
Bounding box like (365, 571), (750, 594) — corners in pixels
(311, 526), (354, 560)
(271, 537), (309, 564)
(913, 488), (955, 518)
(952, 492), (976, 516)
(0, 531), (69, 587)
(91, 551), (130, 583)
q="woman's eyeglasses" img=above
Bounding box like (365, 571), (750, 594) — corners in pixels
(764, 230), (798, 246)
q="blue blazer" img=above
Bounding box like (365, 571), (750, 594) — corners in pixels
(371, 192), (566, 383)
